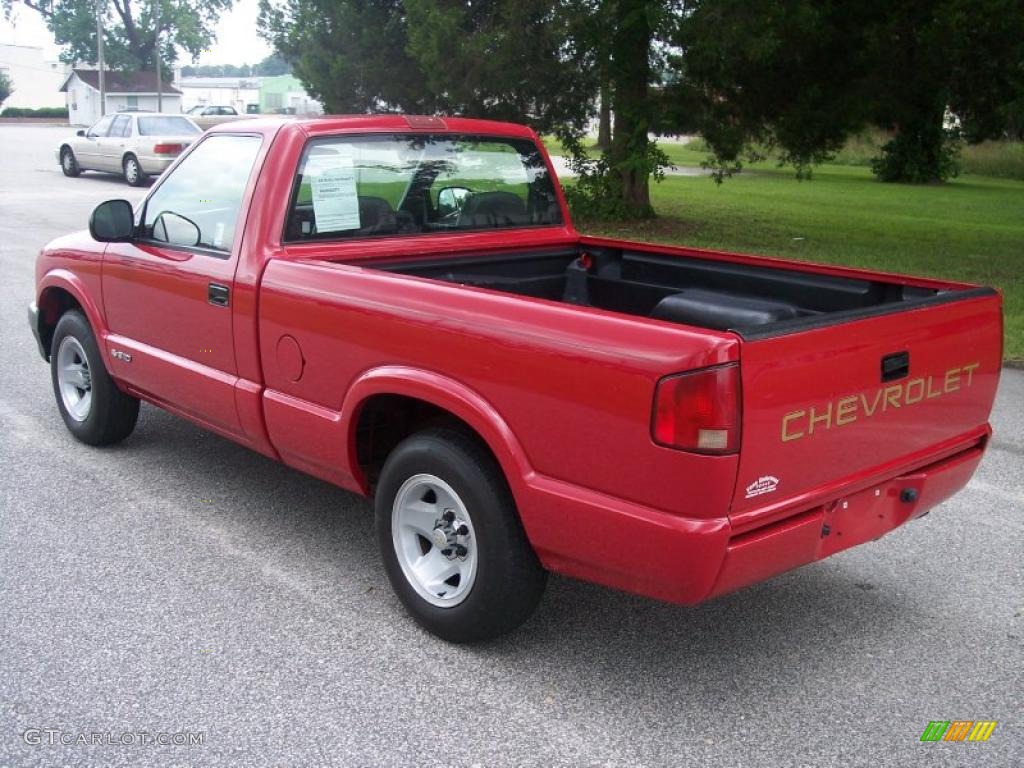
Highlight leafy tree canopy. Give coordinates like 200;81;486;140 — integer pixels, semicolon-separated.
681;0;1024;182
7;0;234;72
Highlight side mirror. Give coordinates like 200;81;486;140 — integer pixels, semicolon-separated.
89;199;136;242
76;129;85;137
152;211;201;247
437;186;471;215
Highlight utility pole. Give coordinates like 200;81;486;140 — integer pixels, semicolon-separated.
96;0;106;116
154;0;162;111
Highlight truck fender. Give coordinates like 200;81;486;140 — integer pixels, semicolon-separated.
339;366;535;498
36;269;109;351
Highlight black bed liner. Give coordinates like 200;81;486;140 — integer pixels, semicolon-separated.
371;245;992;339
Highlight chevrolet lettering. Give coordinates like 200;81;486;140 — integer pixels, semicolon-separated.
781;363;981;443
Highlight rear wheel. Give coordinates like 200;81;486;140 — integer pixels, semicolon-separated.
60;147;80;177
122;154;147;186
375;428;547;642
50;310;139;445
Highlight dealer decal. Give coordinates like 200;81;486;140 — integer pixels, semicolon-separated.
745;475;779;499
781;362;980;443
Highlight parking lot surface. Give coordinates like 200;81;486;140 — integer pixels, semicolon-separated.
0;125;1020;767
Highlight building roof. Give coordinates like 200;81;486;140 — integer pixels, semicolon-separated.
60;68;182;95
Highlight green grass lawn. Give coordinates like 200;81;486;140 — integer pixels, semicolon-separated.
545;139;1024;362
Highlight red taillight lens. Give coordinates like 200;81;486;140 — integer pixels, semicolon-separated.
652;364;741;453
153;143;184;155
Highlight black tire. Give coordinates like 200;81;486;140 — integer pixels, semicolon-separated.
50;310;139;446
375;428;547;642
123;154;147;187
60;147;81;177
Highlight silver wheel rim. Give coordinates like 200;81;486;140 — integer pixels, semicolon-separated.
392;474;478;608
62;151;74;172
57;336;92;422
125;159;138;183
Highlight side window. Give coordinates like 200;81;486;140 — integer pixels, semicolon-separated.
87;115;115;138
142;135;262;253
110;115;130;138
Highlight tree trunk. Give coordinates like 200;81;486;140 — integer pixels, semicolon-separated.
608;0;653;217
596;82;611;151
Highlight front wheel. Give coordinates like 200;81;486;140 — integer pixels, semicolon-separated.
375;428;547;642
122;154;147;187
50;310;139;445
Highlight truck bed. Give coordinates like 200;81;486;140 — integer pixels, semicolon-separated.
372;244;989;338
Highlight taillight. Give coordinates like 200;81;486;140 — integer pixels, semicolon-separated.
153;143;184;155
652;364;741;454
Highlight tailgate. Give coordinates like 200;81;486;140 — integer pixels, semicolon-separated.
731;290;1002;524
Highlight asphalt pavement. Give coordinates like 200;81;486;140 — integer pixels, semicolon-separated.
0;125;1020;767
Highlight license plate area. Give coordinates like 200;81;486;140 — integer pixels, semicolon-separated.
819;481;919;558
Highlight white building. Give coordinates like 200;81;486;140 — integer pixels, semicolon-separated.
178;77;261;115
60;69;183;126
0;43;69;109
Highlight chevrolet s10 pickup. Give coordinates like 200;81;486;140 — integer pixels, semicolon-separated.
29;116;1003;641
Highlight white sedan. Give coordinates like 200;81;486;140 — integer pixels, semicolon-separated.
57;112;202;186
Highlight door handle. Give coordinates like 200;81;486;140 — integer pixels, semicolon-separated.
208;283;230;307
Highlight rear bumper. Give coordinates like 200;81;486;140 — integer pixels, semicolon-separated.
136;155;176;174
28;301;48;361
522;428;988;605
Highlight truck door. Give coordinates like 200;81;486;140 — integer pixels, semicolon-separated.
102;133;264;438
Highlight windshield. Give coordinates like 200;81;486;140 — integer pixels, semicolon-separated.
138;116;201;136
285;133;562;241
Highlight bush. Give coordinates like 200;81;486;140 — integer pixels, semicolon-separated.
871;128;961;183
0;106;70;119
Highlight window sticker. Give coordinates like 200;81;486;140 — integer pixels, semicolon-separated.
308;153;360;232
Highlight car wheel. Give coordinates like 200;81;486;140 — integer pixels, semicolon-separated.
60;147;81;177
122;154;147;187
50;310;140;445
375;428;547;642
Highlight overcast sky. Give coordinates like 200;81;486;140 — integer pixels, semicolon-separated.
0;0;273;66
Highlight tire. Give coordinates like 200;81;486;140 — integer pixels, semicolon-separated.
375;428;547;642
60;147;81;177
50;310;139;446
122;154;147;187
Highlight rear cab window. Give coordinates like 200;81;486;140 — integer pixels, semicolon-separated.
285;133;562;241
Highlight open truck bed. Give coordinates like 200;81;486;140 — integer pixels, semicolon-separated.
373;240;994;339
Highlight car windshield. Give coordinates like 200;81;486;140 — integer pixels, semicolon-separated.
137;116;201;136
285;133;563;241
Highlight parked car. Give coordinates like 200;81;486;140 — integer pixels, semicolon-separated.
186;104;256;130
30;116;1002;642
57;112;201;186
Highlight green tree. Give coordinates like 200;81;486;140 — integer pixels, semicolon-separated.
258;0;436;113
0;70;12;103
253;52;290;76
680;0;1024;183
8;0;235;72
403;0;595;134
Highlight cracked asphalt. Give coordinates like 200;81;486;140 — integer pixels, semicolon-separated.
0;125;1021;767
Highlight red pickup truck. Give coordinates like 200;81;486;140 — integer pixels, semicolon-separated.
30;116;1002;641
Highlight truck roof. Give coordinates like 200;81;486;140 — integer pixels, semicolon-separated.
206;114;539;140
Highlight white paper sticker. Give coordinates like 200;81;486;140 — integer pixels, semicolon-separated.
213;221;225;248
309;156;360;232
